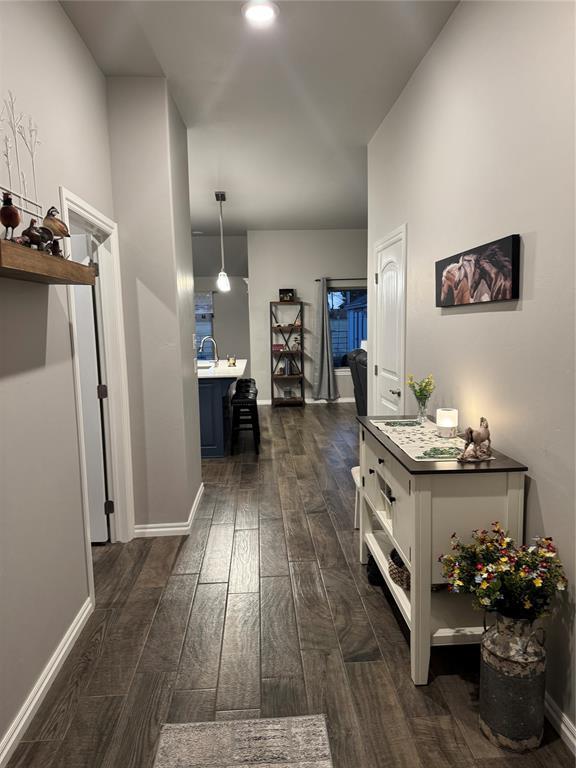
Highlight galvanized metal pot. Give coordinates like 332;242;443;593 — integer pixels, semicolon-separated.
479;614;546;752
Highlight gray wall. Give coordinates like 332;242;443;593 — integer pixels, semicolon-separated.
0;0;114;745
195;277;251;375
107;77;202;527
368;0;575;727
168;97;203;506
247;230;367;401
193;235;248;277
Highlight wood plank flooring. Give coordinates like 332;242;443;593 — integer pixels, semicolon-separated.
11;404;572;768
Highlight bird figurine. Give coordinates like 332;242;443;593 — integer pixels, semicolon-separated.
21;218;53;251
43;206;70;256
1;191;21;240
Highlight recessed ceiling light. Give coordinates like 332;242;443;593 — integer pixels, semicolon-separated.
242;0;279;28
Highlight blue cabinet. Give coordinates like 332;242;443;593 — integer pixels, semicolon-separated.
199;378;235;458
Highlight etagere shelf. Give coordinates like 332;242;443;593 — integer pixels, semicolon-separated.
270;301;304;407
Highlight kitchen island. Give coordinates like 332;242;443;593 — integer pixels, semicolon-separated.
198;359;247;457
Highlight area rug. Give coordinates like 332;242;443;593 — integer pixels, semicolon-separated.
153;715;333;768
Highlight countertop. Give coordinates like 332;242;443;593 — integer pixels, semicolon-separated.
197;359;247;380
358;415;528;476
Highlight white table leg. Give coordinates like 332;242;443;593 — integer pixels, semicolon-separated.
411;477;432;685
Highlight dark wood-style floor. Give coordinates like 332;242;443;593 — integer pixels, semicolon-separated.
10;404;573;768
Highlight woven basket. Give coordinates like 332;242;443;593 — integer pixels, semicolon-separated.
388;548;410;591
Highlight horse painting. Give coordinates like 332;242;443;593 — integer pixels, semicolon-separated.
435;235;520;307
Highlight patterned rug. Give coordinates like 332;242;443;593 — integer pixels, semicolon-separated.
153;715;333;768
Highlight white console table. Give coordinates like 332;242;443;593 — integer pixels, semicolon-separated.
357;416;527;685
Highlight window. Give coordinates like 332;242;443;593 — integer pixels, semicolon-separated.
195;291;214;359
327;287;367;368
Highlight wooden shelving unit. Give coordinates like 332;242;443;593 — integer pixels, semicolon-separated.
0;239;97;285
270;301;304;407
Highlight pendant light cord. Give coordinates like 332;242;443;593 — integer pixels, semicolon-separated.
219;199;225;272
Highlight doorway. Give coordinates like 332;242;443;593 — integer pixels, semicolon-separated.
60;188;135;592
370;224;407;416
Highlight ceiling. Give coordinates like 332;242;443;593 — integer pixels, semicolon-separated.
63;1;457;233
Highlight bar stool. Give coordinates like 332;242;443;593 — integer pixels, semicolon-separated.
231;380;260;454
351;465;361;528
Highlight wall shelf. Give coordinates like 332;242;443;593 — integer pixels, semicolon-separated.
0;239;97;286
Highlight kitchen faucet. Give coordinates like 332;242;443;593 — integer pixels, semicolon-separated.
199;336;220;363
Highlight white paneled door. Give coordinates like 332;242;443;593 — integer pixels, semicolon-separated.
373;225;407;416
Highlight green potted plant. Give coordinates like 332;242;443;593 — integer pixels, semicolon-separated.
407;373;435;423
439;523;568;752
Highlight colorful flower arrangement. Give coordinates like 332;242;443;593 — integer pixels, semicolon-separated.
407;374;435;405
439;522;567;622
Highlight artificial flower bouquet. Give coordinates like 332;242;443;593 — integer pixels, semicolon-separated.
407;374;435;405
439;522;567;622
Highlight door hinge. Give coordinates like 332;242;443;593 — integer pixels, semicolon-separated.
89;259;99;277
361;430;365;442
97;384;108;400
104;500;115;516
374;364;378;376
374;272;378;285
361;476;365;488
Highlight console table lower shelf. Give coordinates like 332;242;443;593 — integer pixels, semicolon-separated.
357;415;528;685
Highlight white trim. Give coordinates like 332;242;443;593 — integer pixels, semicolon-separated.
59;188;135;550
0;598;93;768
134;482;204;538
545;692;576;756
258;398;355;406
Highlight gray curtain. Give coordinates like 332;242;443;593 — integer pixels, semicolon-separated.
312;277;339;401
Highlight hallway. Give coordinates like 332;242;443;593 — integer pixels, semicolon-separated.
10;405;572;768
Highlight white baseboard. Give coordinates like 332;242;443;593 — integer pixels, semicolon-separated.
257;398;355;406
546;692;576;755
0;597;93;768
133;482;204;538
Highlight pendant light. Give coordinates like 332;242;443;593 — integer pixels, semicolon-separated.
215;191;231;292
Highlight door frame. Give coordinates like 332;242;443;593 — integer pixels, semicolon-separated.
368;223;407;415
60;188;135;587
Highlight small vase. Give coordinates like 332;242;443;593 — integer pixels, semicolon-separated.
416;400;428;424
479;613;546;752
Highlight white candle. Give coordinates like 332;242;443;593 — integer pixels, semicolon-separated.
436;408;458;438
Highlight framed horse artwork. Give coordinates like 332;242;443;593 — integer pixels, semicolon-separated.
435;234;520;307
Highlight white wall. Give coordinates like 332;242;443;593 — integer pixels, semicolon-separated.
107;77;202;527
196;277;251;374
368;0;575;733
247;230;367;402
0;0;113;752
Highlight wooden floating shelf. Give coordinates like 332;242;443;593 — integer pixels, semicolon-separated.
271;349;303;355
272;374;303;380
0;239;97;286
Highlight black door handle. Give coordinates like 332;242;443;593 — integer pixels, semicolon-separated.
389;389;401;397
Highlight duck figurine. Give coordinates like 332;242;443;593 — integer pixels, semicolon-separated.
43;206;70;256
1;191;21;240
22;218;53;251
